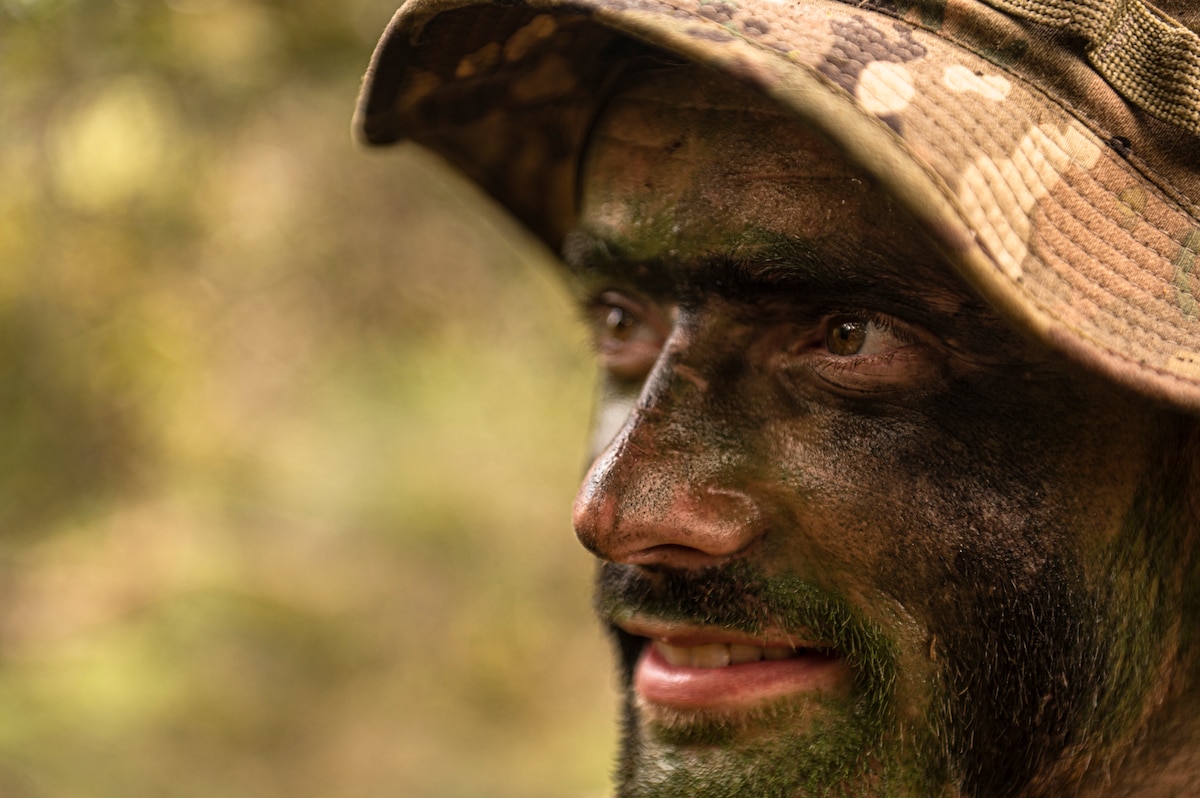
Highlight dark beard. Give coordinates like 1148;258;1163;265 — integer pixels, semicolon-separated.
596;554;1115;798
927;474;1190;798
596;562;932;797
926;550;1106;798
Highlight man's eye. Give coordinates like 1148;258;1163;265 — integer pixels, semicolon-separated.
782;312;938;394
604;306;639;341
587;291;668;381
823;315;900;357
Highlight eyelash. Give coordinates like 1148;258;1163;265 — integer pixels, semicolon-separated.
583;295;907;344
804;311;930;392
580;288;929;393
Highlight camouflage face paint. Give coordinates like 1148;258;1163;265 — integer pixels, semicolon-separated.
598;563;946;797
569;66;1198;797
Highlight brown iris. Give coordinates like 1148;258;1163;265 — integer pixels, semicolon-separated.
826;319;868;356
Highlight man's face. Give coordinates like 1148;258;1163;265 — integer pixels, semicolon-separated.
565;67;1193;797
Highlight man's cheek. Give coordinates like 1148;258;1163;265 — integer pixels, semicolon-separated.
751;400;1041;634
751;411;934;581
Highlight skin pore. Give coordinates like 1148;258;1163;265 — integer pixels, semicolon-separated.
565;65;1200;797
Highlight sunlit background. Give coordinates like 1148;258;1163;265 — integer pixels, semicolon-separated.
0;2;615;795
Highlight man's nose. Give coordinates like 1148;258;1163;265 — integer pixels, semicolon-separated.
572;360;763;570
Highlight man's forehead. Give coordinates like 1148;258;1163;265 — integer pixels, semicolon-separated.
573;67;962;295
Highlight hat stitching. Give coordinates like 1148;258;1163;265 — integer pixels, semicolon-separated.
1024;186;1199;358
1027;155;1193;315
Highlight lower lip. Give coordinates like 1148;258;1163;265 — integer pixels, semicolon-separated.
634;642;851;710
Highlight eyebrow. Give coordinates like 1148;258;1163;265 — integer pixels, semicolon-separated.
560;229;925;305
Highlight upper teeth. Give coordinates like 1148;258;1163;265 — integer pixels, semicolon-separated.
653;640;800;668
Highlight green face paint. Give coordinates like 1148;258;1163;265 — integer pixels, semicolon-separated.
570;64;1200;798
599;563;946;798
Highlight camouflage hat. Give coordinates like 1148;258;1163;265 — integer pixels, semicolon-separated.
355;0;1200;412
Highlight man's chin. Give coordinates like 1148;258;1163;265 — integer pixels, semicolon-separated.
636;689;851;748
616;688;941;798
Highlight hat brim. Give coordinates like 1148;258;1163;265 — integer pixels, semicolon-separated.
355;0;1200;412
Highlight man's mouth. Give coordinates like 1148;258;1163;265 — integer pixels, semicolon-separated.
619;619;852;712
652;639;817;667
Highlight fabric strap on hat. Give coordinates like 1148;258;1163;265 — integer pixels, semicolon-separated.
986;0;1200;135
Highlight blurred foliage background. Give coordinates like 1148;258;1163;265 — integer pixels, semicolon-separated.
0;1;614;796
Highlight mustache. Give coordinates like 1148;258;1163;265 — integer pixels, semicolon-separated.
595;561;896;685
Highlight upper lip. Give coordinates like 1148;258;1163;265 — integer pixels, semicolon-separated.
615;615;835;652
